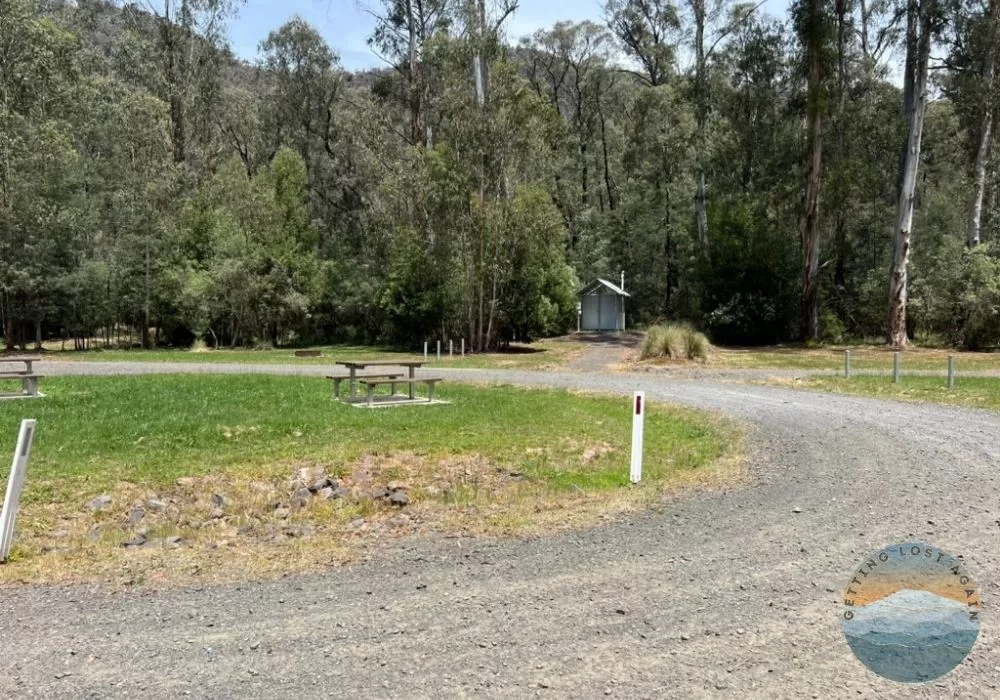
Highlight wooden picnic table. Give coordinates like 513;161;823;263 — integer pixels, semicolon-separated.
0;356;43;397
335;360;425;400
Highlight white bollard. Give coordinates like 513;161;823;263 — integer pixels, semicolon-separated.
630;392;645;484
449;340;453;359
948;355;955;390
893;351;900;384
461;338;465;357
436;340;441;361
844;350;851;379
423;341;428;361
0;420;37;562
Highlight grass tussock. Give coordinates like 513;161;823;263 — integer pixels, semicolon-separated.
640;324;711;362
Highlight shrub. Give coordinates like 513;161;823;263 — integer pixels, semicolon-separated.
640;324;710;361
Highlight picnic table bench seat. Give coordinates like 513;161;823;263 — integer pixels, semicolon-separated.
325;372;404;400
0;372;44;397
358;376;443;406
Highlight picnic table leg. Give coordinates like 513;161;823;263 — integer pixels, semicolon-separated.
390;381;397;397
23;377;37;397
367;383;374;407
349;367;358;401
408;366;415;400
333;378;342;401
428;381;436;403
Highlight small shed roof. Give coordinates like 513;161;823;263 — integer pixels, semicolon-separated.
579;278;630;297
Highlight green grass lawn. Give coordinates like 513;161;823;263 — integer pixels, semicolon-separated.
0;375;736;585
32;338;588;371
0;375;732;503
709;345;1000;371
795;376;1000;411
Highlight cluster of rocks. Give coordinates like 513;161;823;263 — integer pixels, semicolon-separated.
284;466;410;513
80;465;412;548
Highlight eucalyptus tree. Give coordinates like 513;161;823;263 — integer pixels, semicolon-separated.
888;0;946;347
793;0;834;341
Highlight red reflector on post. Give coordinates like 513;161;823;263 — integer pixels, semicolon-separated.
635;395;642;415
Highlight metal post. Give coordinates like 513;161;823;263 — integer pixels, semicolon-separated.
630;392;645;484
461;338;465;357
423;341;428;361
844;350;851;379
893;351;900;384
436;340;441;361
0;420;37;562
449;340;453;359
948;355;955;390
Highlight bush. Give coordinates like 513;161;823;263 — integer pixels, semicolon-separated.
640;324;710;361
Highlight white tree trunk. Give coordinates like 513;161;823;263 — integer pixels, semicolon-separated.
888;4;932;348
967;0;999;248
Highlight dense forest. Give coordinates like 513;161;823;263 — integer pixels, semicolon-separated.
1;0;999;351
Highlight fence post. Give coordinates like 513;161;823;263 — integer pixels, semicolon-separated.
630;392;645;484
423;341;428;361
844;350;851;379
893;351;900;384
449;340;453;359
0;420;37;562
436;340;441;361
948;354;955;390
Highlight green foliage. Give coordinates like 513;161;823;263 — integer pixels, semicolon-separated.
1;2;998;353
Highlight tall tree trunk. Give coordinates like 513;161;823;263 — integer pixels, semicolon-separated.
889;1;933;347
967;0;999;248
799;0;825;342
693;1;709;247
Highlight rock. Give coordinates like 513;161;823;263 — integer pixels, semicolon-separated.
165;536;182;548
290;488;312;509
210;507;225;519
386;480;408;491
792;507;802;514
274;507;291;520
122;532;147;548
87;495;112;512
370;487;390;500
146;499;168;512
176;477;197;487
293;466;325;486
237;524;254;536
317;487;335;500
211;494;231;508
283;526;305;538
309;477;333;493
388;490;409;507
86;524;106;542
128;506;146;525
331;486;351;499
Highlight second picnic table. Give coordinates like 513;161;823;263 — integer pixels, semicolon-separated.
336;359;426;401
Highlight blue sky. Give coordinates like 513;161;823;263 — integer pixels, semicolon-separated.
228;0;792;71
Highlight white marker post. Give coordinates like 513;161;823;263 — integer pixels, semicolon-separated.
630;392;645;484
423;341;428;361
0;420;37;562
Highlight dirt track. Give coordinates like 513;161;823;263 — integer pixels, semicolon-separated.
1;356;999;698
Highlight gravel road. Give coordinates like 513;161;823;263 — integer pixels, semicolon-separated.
1;359;999;698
